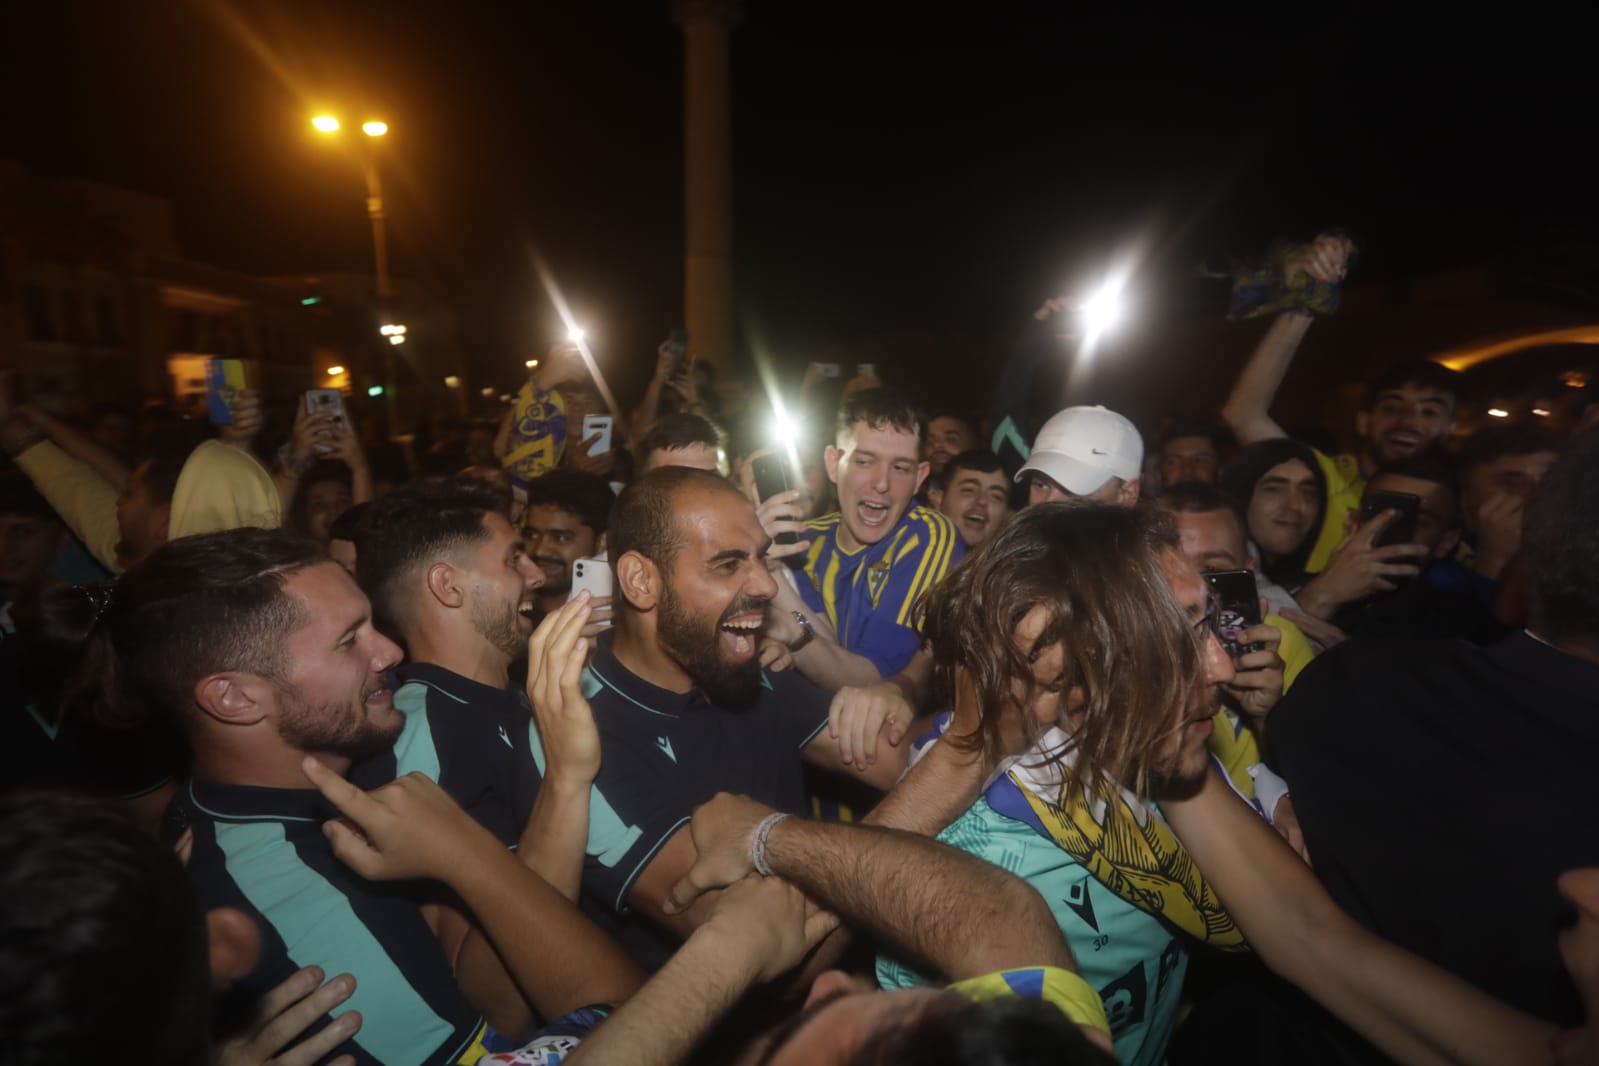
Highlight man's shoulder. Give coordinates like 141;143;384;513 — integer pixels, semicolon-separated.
804;512;845;535
898;504;959;543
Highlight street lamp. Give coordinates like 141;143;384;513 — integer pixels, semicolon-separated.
312;114;399;434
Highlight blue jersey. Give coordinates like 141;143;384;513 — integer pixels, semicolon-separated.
797;504;962;676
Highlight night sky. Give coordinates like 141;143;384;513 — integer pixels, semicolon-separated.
4;2;1592;413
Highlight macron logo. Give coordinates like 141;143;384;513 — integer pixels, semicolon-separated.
656;736;677;764
498;725;512;750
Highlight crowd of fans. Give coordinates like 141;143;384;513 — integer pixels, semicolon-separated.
3;233;1599;1066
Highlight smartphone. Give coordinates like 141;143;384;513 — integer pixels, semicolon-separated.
582;414;614;457
816;363;842;379
1202;569;1263;659
207;359;246;425
666;329;688;377
305;388;346;424
1360;490;1421;547
751;451;799;546
568;556;614;604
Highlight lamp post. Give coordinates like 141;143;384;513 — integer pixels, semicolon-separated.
311;115;401;436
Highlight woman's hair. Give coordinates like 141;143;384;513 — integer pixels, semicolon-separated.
921;502;1201;796
1219;438;1328;588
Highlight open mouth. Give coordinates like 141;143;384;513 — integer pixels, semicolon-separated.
717;604;768;661
363;684;392;708
517;597;538;622
961;508;989;530
855;500;893;530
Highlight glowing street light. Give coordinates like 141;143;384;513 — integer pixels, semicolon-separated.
326;365;346;377
1487;408;1509;419
525;358;539;369
380;323;407;347
1532;407;1551;417
310;113;399;432
444;375;461;389
567;327;586;343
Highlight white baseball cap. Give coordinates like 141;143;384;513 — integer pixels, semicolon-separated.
1015;406;1144;496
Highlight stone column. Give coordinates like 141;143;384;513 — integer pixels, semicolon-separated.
674;0;741;368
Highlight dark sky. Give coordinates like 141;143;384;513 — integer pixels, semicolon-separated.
4;2;1592;408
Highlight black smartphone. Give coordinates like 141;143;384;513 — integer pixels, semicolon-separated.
1203;568;1263;658
751;451;799;545
1360;490;1421;547
666;329;688;376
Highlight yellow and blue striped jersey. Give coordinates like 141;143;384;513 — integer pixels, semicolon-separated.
798;504;963;676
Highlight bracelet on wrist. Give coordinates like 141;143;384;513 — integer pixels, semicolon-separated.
786;611;816;653
749;812;791;877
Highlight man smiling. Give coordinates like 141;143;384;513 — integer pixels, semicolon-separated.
580;467;918;967
928;448;1010;551
797;388;962;679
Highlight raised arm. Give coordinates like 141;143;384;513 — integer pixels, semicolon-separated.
666;792;1075;982
1161;767;1555;1066
1220;234;1354;445
13;403;132;492
304;758;645;1025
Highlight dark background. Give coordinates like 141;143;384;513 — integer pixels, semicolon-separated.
4;1;1593;416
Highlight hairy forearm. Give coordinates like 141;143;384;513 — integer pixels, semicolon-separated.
1221;312;1312;443
448;837;645;1020
566;922;758;1066
863;736;988;837
517;776;591;902
1162;770;1554;1066
765;818;1070;980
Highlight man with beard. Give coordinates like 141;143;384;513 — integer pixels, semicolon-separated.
523;469;614;626
583;466;919;968
74;528;635;1063
355;480;612;905
1222;233;1465;573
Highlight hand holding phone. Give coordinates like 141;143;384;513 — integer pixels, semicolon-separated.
208;359;247;425
1203;569;1264;659
751;450;801;546
568;556;614;604
1359;490;1422;548
582;414;614;457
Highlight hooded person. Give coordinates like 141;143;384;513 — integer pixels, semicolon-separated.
167;441;282;539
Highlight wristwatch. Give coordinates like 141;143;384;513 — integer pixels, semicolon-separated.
786;611;815;653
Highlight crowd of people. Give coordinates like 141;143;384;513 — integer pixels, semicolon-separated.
3;233;1599;1066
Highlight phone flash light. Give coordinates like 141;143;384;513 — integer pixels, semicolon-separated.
567;328;586;343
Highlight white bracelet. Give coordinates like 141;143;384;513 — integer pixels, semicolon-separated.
750;813;791;877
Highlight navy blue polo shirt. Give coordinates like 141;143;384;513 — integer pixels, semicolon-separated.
176;778;490;1066
351;662;544;848
578;630;830;966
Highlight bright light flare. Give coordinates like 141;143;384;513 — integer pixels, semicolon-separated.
567;327;586;343
444;375;461;389
1487;408;1509;419
1532;407;1551;417
1079;274;1128;349
311;115;340;133
481;387;495;397
362;121;388;137
525;359;539;369
326;365;345;376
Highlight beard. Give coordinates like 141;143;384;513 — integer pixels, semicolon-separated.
656;584;768;710
471;588;528;661
1149;688;1221;799
276;684;402;763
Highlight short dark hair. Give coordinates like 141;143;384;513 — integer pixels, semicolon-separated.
837;387;926;447
1365;360;1464;410
943;448;1006;482
525;470;615;536
928;410;978;433
610;467;740;576
1525;435;1599;646
846;993;1117;1066
356;479;508;634
1457;422;1560;477
0;793;211;1066
1152;481;1249;533
1157;415;1231;453
53;528;323;735
639;413;726;465
1369;446;1460;499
